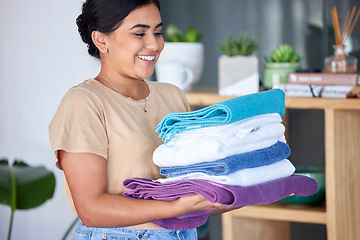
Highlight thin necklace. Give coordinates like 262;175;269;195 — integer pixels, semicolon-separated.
99;72;147;113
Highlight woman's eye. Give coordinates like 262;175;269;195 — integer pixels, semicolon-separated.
133;31;162;37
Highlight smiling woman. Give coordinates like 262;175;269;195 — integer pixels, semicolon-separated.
48;0;234;239
91;3;165;89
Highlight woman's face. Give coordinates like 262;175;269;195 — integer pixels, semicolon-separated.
103;3;164;80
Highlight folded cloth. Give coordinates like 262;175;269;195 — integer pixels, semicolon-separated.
156;159;295;186
123;175;318;230
154;122;286;167
164;113;283;146
156;89;286;143
159;141;291;177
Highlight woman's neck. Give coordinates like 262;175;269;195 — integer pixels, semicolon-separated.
96;70;149;101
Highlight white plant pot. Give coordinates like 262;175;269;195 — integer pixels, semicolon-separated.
155;42;204;92
218;55;259;96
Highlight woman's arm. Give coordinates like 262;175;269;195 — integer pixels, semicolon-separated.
59;150;221;228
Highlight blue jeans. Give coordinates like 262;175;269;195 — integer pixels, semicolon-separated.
73;220;198;240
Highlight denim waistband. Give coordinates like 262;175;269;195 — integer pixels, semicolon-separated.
74;220;198;240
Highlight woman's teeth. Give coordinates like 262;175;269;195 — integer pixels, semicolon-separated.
137;55;155;61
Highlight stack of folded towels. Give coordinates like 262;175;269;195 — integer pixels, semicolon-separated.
123;89;318;230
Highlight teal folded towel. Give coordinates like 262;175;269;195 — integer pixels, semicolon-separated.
156;89;285;142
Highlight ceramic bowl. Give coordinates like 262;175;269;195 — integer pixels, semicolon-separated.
279;167;325;205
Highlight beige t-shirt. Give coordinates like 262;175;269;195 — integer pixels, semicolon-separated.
49;78;190;213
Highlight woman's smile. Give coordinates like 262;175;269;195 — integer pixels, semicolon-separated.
137;54;156;62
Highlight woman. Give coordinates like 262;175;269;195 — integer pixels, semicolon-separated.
49;0;231;239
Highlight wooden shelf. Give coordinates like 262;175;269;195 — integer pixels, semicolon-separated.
186;87;360;110
186;89;360;240
226;203;326;225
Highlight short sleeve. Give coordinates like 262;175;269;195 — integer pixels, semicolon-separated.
49;87;108;169
180;89;191;112
171;83;191;112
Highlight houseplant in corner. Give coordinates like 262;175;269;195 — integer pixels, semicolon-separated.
218;33;259;96
155;24;204;92
263;44;302;89
0;159;56;240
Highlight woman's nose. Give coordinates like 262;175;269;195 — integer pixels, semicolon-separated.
145;34;163;51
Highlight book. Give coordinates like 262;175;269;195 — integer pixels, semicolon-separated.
288;72;360;86
278;83;355;98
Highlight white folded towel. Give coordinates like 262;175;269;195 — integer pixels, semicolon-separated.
153;119;286;167
155;159;295;187
165;113;282;146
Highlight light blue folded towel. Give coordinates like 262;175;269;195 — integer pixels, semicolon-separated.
156;89;285;142
159;141;291;177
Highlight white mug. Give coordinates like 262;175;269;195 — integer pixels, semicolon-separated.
155;62;194;91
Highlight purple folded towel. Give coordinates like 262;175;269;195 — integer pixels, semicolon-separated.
123;175;318;230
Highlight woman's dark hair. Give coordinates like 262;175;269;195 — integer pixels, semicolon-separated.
76;0;160;59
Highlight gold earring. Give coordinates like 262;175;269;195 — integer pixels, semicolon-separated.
101;47;107;52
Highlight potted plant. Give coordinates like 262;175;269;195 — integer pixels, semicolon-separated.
263;44;302;89
218;33;259;96
0;159;56;240
155;24;204;92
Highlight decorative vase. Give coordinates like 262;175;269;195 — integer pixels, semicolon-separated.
218;55;259;96
263;62;301;89
323;45;358;73
155;42;204;92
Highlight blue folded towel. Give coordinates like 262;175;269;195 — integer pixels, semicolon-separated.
156;89;285;142
159;141;291;177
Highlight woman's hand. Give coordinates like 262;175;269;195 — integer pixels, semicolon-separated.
173;194;238;216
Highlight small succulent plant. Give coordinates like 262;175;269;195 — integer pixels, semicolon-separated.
165;24;202;43
219;33;259;56
265;44;301;63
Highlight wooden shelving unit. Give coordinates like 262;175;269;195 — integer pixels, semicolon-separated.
229;203;327;224
186;88;360;240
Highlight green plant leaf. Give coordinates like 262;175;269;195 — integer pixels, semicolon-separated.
218;33;258;56
0;159;14;211
0;159;56;211
264;56;272;62
165;24;184;42
185;26;202;42
165;24;202;43
265;44;301;63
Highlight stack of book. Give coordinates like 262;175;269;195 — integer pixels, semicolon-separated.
278;72;360;98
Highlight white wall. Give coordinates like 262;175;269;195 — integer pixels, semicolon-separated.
0;0;99;239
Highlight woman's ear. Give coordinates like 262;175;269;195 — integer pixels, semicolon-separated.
91;31;108;53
